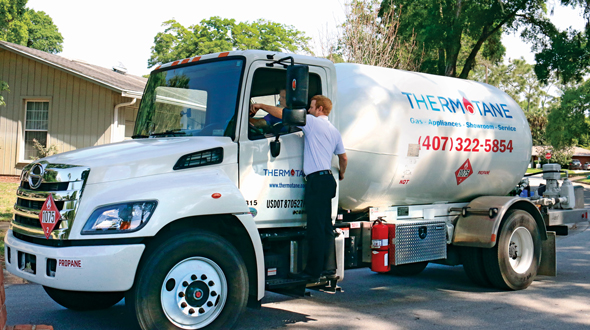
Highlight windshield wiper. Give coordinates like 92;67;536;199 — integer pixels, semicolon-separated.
149;130;186;137
132;134;149;139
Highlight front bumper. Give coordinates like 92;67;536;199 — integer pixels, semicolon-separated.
5;230;145;292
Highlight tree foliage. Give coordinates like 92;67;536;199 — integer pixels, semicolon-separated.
0;1;63;53
25;9;63;53
0;81;8;106
472;58;555;146
546;79;590;149
148;17;311;68
0;0;63;107
381;0;590;81
532;0;590;83
330;0;423;70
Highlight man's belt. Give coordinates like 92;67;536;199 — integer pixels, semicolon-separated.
305;170;332;180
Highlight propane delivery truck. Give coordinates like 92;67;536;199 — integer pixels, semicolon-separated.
6;50;590;330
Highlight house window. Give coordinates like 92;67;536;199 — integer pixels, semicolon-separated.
24;101;49;160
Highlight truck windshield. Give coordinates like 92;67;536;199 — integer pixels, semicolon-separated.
133;58;244;138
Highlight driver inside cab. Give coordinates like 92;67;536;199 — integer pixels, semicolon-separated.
249;89;286;130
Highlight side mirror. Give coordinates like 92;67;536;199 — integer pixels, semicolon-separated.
286;65;309;109
282;108;306;126
270;137;281;158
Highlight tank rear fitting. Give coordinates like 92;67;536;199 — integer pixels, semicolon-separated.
538;163;574;209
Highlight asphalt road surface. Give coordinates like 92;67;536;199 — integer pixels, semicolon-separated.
6;187;590;329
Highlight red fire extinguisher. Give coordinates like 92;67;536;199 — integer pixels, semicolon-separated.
371;217;390;273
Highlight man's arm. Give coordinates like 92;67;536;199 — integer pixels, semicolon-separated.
251;103;283;119
338;153;348;181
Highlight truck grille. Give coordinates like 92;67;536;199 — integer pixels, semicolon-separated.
13;162;90;240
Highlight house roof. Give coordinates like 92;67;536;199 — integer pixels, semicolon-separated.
573;147;590;156
0;40;147;95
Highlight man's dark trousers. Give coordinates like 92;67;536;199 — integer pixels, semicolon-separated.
304;173;337;278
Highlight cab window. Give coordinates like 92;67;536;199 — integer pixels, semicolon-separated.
248;68;322;140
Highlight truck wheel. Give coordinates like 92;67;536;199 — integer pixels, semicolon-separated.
461;247;492;287
129;231;248;330
43;287;124;311
483;209;541;290
388;262;428;276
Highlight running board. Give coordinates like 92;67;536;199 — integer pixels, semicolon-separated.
265;278;308;297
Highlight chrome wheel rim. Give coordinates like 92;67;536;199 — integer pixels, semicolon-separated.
161;257;228;329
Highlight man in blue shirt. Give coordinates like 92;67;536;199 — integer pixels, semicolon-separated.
251;95;348;281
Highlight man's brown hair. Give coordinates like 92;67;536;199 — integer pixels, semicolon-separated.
311;95;333;115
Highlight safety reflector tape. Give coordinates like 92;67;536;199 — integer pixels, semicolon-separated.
218;52;229;57
491;234;496;242
191;56;201;62
180;58;189;64
171;60;179;66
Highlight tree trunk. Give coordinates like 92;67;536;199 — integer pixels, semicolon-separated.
444;0;464;77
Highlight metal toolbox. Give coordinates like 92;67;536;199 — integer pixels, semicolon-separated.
391;220;447;265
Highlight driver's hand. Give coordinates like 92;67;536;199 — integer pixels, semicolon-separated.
250;103;263;117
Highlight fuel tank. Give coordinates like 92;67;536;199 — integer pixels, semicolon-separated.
335;63;532;211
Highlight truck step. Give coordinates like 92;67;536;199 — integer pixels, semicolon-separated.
265;278;308;289
266;278;308;297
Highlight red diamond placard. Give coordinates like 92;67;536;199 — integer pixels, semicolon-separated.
39;194;61;239
455;159;473;185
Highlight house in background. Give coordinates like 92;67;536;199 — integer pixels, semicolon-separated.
0;40;147;176
531;146;590;167
571;147;590;165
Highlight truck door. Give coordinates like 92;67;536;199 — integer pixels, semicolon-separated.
238;61;328;228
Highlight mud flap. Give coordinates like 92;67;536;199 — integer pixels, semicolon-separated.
538;231;556;276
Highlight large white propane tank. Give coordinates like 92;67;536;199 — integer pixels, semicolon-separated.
335;63;532;211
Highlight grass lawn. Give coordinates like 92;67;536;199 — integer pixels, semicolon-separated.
0;182;18;222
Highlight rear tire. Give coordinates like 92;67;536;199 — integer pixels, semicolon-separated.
483;209;541;290
461;247;493;287
388;262;428;276
128;230;248;329
43;287;124;311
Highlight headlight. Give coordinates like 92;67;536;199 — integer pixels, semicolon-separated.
82;201;157;234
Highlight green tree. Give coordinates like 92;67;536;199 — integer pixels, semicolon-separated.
25;9;63;53
546;79;590;149
0;81;8;106
148;17;311;68
532;0;590;83
0;1;63;53
0;0;27;44
330;0;423;70
0;1;63;107
526;109;549;146
381;0;588;80
472;58;554;146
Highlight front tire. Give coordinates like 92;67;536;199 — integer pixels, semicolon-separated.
129;230;248;329
43;287;124;311
483;209;541;290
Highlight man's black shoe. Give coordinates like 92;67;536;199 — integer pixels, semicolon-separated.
321;270;339;280
289;272;320;283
